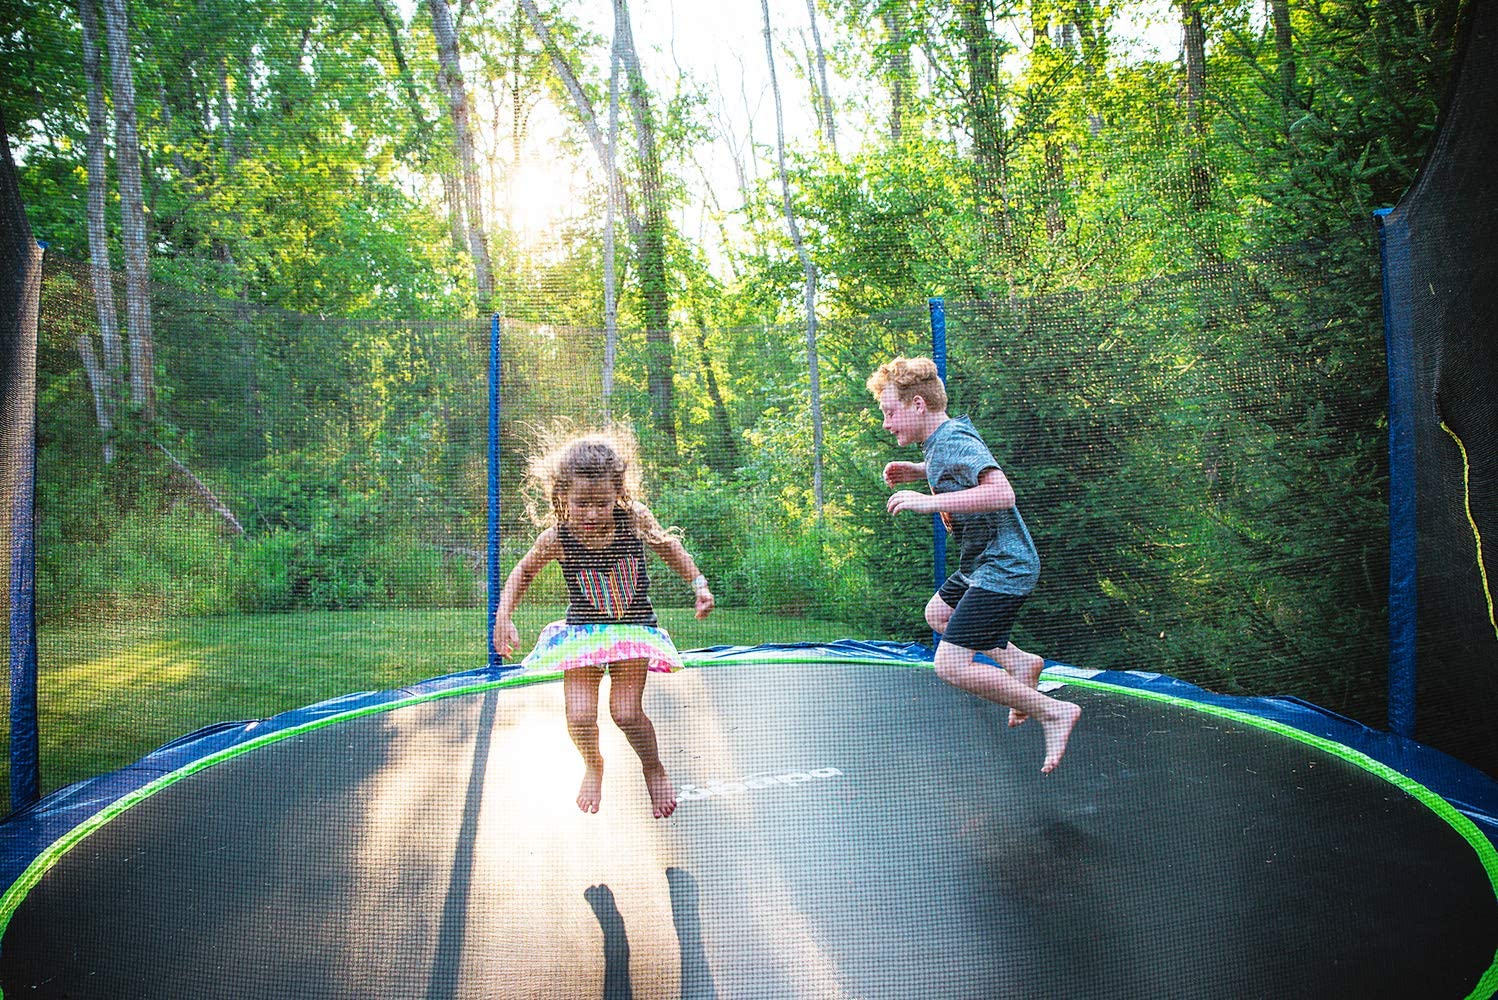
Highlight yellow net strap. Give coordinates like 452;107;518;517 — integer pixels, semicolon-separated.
1441;420;1498;641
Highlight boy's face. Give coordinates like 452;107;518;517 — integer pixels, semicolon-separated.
878;385;925;447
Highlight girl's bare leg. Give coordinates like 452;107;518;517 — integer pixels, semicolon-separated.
563;666;607;813
608;658;676;818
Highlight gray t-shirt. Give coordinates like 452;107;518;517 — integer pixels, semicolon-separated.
922;416;1040;595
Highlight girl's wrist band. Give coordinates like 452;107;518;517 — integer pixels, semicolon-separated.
691;575;708;592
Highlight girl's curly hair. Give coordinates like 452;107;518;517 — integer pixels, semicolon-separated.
521;423;674;542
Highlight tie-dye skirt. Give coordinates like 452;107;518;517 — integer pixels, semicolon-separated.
521;621;685;674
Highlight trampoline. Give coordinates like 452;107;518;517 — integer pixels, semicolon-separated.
1;643;1495;999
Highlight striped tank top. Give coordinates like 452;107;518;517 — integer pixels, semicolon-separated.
558;506;656;625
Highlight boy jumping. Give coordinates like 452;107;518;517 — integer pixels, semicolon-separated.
868;356;1081;773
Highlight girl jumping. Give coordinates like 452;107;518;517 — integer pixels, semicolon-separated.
492;428;714;819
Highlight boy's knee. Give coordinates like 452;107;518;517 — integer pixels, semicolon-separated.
924;596;952;632
932;644;974;684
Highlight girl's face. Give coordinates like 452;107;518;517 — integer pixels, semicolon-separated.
563;478;621;539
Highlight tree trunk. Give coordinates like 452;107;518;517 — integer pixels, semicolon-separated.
1033;9;1067;241
519;0;641;235
1178;0;1212;211
375;0;440;159
507;4;524;230
158;443;245;536
956;0;1010;262
520;0;674;451
881;8;912;143
693;323;739;473
1271;0;1295;118
613;0;676;459
1072;0;1106;137
438;171;464;253
761;0;824;517
429;0;496;310
805;0;837;153
603;33;622;418
77;0;120;462
100;0;155;420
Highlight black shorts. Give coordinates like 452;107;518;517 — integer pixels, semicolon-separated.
937;575;1028;653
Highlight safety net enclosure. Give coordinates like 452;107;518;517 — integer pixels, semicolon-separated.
3;0;1497;996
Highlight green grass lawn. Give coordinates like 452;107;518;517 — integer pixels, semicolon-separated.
4;606;869;798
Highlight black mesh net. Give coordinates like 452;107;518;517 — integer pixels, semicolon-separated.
1379;0;1498;777
12;229;1393;787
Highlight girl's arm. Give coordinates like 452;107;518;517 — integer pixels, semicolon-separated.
492;529;561;657
634;504;715;619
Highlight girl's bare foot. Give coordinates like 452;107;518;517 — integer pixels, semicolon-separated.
1007;654;1046;727
644;764;677;819
1039;701;1082;774
577;763;604;814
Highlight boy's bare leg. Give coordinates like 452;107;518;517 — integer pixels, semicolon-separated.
608;659;677;818
564;666;607;813
990;643;1046;727
934;643;1081;773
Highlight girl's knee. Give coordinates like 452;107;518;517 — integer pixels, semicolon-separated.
566;708;599;734
565;696;600;731
610;701;646;731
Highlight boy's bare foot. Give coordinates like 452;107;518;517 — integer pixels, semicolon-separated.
577;764;604;814
1039;701;1082;774
644;764;677;819
1007;654;1046;727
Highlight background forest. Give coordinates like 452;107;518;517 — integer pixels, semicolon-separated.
0;0;1470;738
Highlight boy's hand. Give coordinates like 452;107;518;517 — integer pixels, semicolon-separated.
493;618;521;658
883;461;925;488
694;586;715;619
887;490;935;515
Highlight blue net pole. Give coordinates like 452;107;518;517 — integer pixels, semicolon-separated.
1376;208;1418;738
7;434;37;810
486;313;502;668
929;297;947;648
3;119;42;808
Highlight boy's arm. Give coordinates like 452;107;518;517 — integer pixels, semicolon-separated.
636;504;715;619
492;529;560;656
887;467;1014;516
882;460;927;488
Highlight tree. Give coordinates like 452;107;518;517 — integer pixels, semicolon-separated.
881;5;914;143
805;0;838;153
603;27;623;417
430;0;496;310
100;0;154;420
77;0;121;464
761;0;824;516
955;0;1013;265
518;0;677;456
1177;0;1212;211
613;0;675;459
1270;0;1294;117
